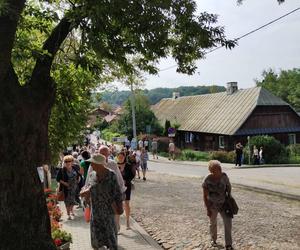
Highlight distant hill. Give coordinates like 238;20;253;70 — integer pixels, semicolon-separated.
97;85;226;106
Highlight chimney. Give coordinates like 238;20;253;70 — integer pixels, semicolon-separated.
226;82;238;95
172;92;180;99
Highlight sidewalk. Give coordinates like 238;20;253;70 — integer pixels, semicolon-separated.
60;203;161;250
149;155;300;201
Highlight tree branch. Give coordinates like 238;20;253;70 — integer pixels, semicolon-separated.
0;0;26;83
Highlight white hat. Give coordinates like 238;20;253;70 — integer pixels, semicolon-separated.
86;154;107;165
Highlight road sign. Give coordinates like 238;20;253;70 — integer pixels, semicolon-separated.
168;127;176;137
112;137;127;143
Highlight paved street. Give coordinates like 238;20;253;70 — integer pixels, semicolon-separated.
148;158;300;199
131;171;300;250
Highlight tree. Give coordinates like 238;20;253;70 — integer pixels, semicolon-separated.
0;0;235;248
256;68;300;111
116;94;163;137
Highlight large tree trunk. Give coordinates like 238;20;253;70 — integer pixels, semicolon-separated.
0;66;56;249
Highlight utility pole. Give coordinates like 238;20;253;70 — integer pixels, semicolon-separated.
130;82;137;140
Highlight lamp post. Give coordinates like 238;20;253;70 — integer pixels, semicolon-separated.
130;82;137;140
247;136;250;165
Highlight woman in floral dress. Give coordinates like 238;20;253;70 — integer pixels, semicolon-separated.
86;154;123;250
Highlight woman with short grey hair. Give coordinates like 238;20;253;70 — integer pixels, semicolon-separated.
202;160;234;250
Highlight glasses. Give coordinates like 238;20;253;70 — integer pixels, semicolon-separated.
64;160;72;163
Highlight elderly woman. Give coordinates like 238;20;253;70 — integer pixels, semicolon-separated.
86;154;123;250
56;155;80;220
202;160;234;250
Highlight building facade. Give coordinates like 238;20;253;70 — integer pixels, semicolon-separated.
152;83;300;151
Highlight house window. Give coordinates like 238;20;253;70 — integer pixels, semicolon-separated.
185;132;193;143
219;136;225;148
288;134;296;145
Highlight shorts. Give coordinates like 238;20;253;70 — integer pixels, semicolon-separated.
152;149;157;154
141;162;147;170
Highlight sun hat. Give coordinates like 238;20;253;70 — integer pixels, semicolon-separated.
86;154;107;166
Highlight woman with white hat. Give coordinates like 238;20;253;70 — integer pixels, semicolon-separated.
85;154;123;250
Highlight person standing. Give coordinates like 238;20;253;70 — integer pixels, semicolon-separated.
259;147;264;164
253;145;259;165
168;140;175;160
144;138;149;151
202;160;234;250
151;138;158;159
86;154;123;250
235;142;243;167
80;150;91;182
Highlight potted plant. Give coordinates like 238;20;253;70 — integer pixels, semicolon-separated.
52;229;72;250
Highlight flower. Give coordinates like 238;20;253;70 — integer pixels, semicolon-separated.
54;239;62;246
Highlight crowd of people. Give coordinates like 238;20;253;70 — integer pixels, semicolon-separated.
35;136;242;250
53;139;153;250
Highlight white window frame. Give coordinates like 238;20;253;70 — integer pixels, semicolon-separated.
219;136;225;149
288;133;296;145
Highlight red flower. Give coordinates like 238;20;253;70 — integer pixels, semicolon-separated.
54;239;62;246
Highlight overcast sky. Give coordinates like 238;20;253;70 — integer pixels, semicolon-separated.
139;0;300;90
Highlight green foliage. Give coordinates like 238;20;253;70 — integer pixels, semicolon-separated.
179;150;210;161
51;229;72;243
209;151;235;163
256;69;300;111
49;63;98;160
247;135;289;164
98;85;226;105
101;129;124;142
115;94;163;138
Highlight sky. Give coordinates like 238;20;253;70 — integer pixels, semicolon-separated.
138;0;300;91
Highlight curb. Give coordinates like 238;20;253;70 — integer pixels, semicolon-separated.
130;217;162;249
232;183;300;201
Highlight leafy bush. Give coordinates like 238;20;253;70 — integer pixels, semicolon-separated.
209;151;235;163
179;150;210;161
101;129;125;142
287;144;300;156
247;135;289;164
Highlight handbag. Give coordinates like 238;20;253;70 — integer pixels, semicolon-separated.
223;195;239;218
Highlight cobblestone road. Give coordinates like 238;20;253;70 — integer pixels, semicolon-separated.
131;172;300;250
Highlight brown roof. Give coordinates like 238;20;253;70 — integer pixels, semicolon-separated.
152;87;290;135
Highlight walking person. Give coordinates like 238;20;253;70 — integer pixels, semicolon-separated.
202;160;234;250
140;148;149;181
56;155;81;220
85;154;123;250
99;146;126;232
151;138;158;159
117;151;136;229
235;142;243;167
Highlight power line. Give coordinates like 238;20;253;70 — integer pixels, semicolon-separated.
159;7;300;72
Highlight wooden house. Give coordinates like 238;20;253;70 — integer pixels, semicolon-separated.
152;82;300;151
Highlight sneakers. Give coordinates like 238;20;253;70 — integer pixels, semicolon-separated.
226;245;234;250
143;177;146;181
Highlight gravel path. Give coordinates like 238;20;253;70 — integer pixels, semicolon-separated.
131;171;300;250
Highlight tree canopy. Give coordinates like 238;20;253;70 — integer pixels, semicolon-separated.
113;93;163;138
256;68;300;111
0;0;236;248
